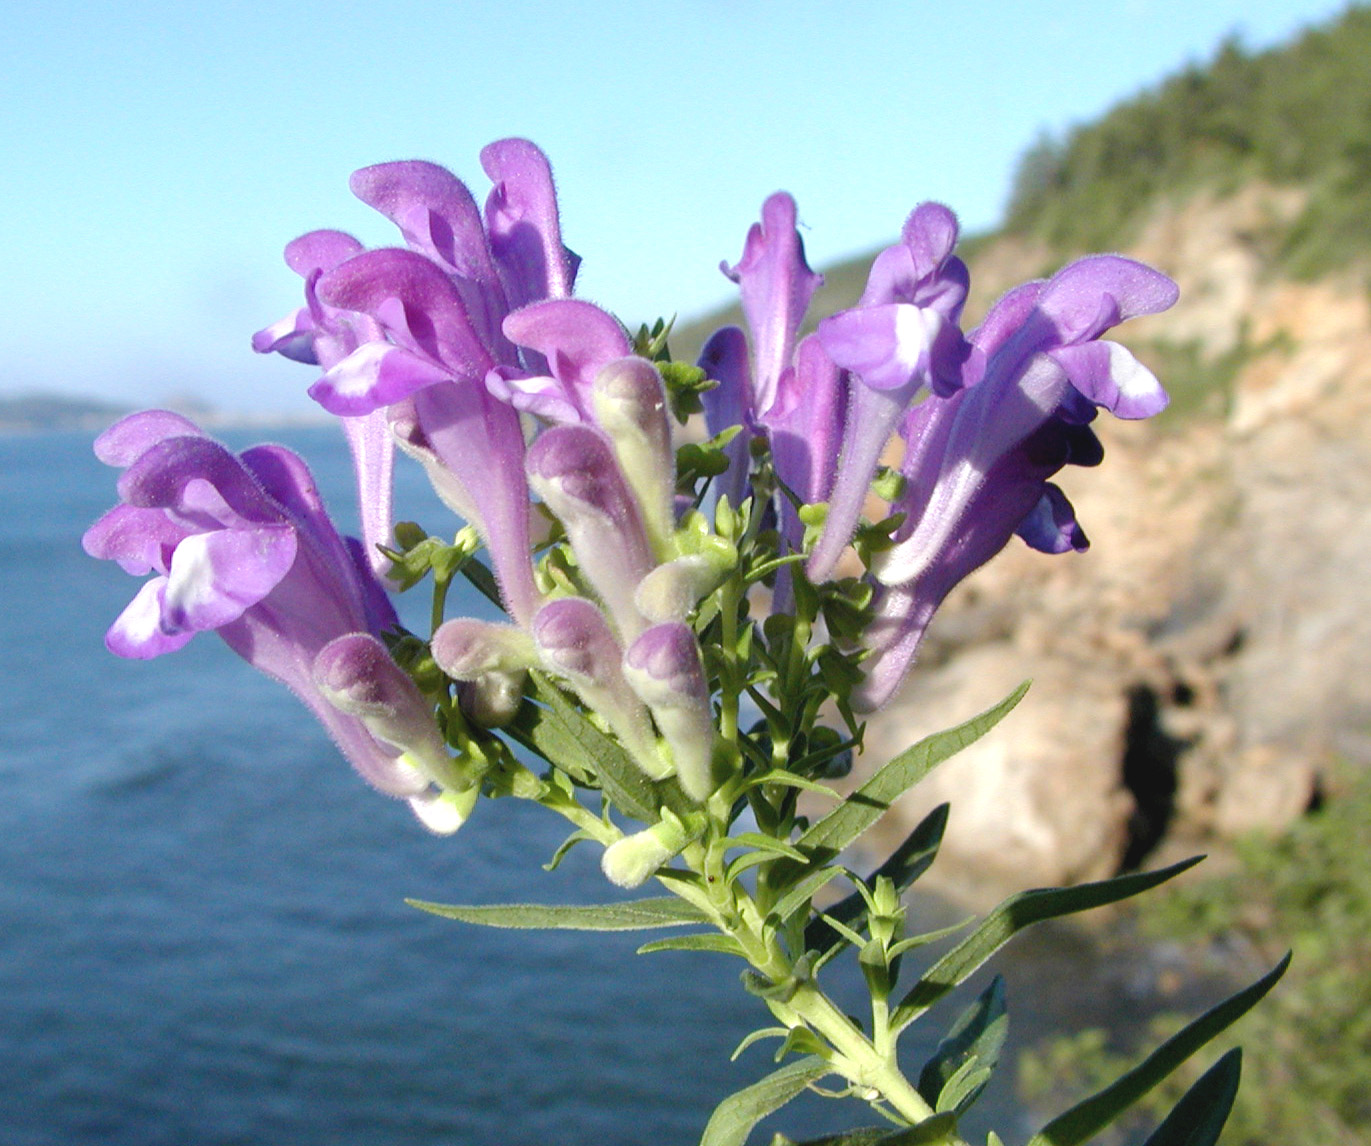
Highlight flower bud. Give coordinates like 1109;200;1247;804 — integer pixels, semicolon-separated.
407;785;480;835
532;598;671;780
622;623;716;801
600;811;692;889
313;633;470;791
591;357;675;557
634;545;735;624
526;424;654;640
431;618;536;678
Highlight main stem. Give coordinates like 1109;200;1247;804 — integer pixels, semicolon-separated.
688;840;943;1131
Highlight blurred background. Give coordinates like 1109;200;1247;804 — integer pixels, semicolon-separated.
3;1;1369;1143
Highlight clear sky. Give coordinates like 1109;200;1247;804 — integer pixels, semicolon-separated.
3;0;1353;413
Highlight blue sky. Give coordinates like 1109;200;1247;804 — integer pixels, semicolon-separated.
3;0;1353;413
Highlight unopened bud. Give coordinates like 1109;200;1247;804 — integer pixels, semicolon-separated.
601;812;692;889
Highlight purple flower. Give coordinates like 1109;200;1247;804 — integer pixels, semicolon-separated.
312;247;540;626
807;203;975;581
254;142;581;626
82;412;443;806
701;193;825;513
720;192;824;420
252;230;397;580
852;255;1177;710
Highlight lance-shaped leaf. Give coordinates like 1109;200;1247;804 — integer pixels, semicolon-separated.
795;682;1028;864
1027;960;1286;1146
1140;1048;1242;1146
636;933;745;956
892;857;1203;1032
916;975;1007;1117
516;670;659;821
406;896;710;930
700;1056;834;1146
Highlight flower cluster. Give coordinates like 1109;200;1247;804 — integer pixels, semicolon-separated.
86;139;1176;842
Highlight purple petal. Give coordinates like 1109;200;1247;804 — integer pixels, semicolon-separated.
481;138;578;308
94;410;206;468
1017;483;1088;554
484;364;585;424
502;300;631;418
251;307;319;362
1048;340;1168;419
350;161;499;287
901;202;960;279
768;334;847;563
410;382;540;627
119;436;279;525
818;304;944;392
697;325;756;512
309;341;454;416
315;248;495;383
1037;255;1180;343
337;414;399;582
284;230;366;278
161;525;298;632
83;503;189;575
721;192;823;417
105;577;196;659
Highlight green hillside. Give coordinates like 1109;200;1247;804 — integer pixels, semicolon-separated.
1005;4;1371;277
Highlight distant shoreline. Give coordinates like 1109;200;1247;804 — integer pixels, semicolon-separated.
0;393;329;434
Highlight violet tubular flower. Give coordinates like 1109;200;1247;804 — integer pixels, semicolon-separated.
254;141;583;627
82;411;451;814
852;255;1178;711
807;202;975;582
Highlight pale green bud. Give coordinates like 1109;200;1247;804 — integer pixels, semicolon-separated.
406;784;480;835
591;357;675;559
600;811;692;889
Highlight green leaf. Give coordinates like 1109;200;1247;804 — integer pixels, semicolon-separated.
700;1056;833;1146
1141;1049;1242;1146
917;975;1008;1117
407;896;710;931
1027;957;1288;1146
804;804;949;959
893;857;1203;1031
637;932;746;956
780;1115;961;1146
769;866;845;925
727;832;809;862
456;553;504;610
523;671;661;821
731;1027;791;1061
769;1132;893;1146
796;684;1028;862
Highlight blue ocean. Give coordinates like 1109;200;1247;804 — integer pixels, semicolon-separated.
0;426;1041;1146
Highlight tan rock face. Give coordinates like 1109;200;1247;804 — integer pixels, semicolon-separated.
856;186;1369;903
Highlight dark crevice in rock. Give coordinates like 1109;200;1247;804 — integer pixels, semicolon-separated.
1119;685;1188;870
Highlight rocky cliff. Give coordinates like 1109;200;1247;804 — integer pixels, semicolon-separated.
859;184;1371;902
